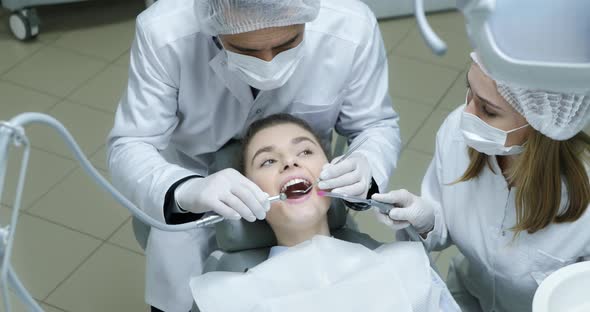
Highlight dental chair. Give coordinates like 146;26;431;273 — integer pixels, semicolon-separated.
202;198;380;274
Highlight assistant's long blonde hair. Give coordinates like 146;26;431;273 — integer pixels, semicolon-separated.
455;130;590;234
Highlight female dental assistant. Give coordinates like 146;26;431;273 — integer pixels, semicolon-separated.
107;0;400;311
373;53;590;312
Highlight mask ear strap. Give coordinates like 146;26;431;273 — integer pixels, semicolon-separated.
507;123;529;134
465;88;471;106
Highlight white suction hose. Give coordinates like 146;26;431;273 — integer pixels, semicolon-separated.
0;113;225;311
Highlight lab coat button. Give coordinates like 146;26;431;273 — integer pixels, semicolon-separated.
256;109;262;114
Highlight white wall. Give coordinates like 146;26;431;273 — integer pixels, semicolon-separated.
361;0;456;19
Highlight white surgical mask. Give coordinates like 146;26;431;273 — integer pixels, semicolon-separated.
460;90;529;156
224;38;305;91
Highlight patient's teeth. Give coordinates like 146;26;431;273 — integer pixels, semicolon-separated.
280;178;311;193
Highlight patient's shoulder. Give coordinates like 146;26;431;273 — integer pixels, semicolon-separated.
375;242;431;271
332;228;382;250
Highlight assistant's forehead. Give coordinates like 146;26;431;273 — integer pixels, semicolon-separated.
468;64;502;101
468;63;521;114
468;63;495;86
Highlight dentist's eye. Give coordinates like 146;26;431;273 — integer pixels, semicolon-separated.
260;159;276;168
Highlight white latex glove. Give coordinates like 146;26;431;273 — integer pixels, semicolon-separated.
175;169;270;222
371;189;435;234
318;152;372;197
372;207;411;231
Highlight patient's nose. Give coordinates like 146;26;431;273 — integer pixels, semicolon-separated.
282;159;300;171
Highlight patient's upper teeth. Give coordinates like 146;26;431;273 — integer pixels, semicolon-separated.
281;178;310;192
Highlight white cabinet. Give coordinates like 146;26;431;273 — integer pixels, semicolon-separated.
361;0;456;19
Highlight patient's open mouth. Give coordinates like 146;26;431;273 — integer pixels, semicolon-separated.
281;178;312;199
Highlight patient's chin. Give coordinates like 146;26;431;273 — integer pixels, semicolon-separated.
288;204;330;223
285;197;328;213
284;212;326;229
266;194;331;228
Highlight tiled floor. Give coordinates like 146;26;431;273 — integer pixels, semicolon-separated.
0;2;468;310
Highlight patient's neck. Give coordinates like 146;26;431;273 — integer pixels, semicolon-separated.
272;218;330;247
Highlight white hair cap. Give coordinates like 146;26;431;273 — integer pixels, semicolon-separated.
470;52;590;141
196;0;320;35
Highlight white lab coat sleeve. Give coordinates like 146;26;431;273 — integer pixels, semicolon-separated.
334;15;401;192
107;20;195;223
418;123;453;252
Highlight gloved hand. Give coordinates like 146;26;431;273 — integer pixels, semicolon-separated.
318;152;372;197
371;189;435;234
175;169;270;222
372;207;412;231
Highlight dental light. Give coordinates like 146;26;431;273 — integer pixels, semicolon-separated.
414;0;590;94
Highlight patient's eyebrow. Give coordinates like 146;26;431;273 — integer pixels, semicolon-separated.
250;137;317;166
292;136;317;145
251;145;275;166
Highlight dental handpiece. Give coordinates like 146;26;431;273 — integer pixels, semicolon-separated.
196;193;287;227
268;192;287;203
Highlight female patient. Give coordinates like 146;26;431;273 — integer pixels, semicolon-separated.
190;114;459;312
241;114;332;250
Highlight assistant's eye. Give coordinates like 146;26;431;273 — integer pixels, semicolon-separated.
482;104;497;117
473;95;496;118
260;159;276;168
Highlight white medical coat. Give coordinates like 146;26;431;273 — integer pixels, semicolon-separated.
419;105;590;312
107;0;401;310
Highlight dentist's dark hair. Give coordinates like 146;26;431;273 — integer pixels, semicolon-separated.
240;114;325;172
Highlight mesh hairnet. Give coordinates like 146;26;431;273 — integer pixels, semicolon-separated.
195;0;321;35
470;52;590;140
